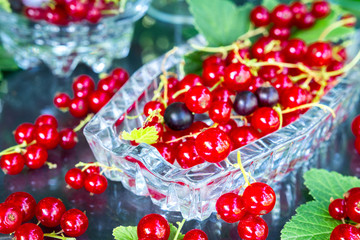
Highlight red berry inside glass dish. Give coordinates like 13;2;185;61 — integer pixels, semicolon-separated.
209;101;232;124
184;229;208;240
24;144;48;169
217;119;237;134
202;55;225;69
60;209;89;237
14;223;44;240
0;203;23;234
0;153;25;175
280;86;309;109
152;143;175;164
237;214;268;240
282;39;307;63
242;182;276;215
177;140;204;169
211;87;235;104
330;224;360;240
216;193;246;223
328;198;347;220
177;74;203;92
290;1;307;20
84;174;108;194
295;12;316;29
137;214;170;240
223;63;252;91
35;197;66;228
5;192;37;222
305;42;332;67
202;64;225;88
65;168;85;189
251;107;280;136
144;101;165;117
269;26;291;40
230;126;259;149
185;85;212;114
14;123;36;144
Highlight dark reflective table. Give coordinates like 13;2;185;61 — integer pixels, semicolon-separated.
0;15;360;240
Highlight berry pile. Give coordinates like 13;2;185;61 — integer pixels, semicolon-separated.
23;0;127;25
54;67;129;118
329;187;360;239
0;192;88;238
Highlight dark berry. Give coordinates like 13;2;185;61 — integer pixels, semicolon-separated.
164;102;194;131
255;85;279;107
233;91;258;116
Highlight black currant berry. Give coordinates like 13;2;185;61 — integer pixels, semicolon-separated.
164;102;194;131
233;91;258;116
255;85;279;107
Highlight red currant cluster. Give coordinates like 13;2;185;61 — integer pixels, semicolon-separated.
216;181;275;240
0;192;88;239
65;162;109;195
137;213;208;240
0;114;79;175
54;68;129;118
24;0;125;25
329;187;360;239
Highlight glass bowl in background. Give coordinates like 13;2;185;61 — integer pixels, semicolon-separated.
84;34;360;221
0;0;151;77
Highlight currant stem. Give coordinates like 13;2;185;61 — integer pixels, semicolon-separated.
237;151;251;187
160;75;169;108
273;104;283;130
43;232;76;240
327;49;360;77
0;140;36;157
209;77;224;92
173;219;186;240
165;132;200;144
171;88;188;99
76;162;123;173
73;114;94;132
282;103;336;118
318;17;356;41
152;80;164;101
45;162;57;169
237;27;267;41
126;113;143;120
161;47;178;77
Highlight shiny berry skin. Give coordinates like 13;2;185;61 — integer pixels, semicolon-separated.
217;119;237;134
112;67;129;83
247;77;265;93
14;223;44;240
35;114;58;128
256;85;279;107
209;102;232;124
271;4;293;27
202;64;225;88
295;12;316;29
230;126;258;149
65;168;85;189
14;123;36;144
164;102;194;131
344;187;360;201
35;125;60;149
306;42;332;67
250;6;270;27
280;86;308;109
195;128;232;163
59;128;78;150
177;140;204;169
251;107;280;136
346;192;360;223
233;91;258;116
185;86;212;114
226;48;250;65
86;6;102;23
167;77;179;90
60;209;89;237
251;37;271;60
269;26;291;40
84;174;108;194
24;144;48;169
144;101;165;117
202;55;225;68
243;182;276;215
69;97;89;118
44;7;68;26
152;143;175;164
88;90;111;113
98;76;124;95
330;224;360;240
137;214;170;240
178;74;203;92
24;7;44;21
237;215;268;240
351;115;360;136
282;39;307;63
328;199;347;220
73;75;95;93
65;0;87;20
223;63;252;91
54;92;71;109
184;229;208;240
270;74;293;94
5;192;36;222
0;153;25;175
216;193;246;223
83;162;100;176
35;197;66;228
311;1;330;19
211;87;235;104
0;203;23;234
290;1;307;20
258;66;278;81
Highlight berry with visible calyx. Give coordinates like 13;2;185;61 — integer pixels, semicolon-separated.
144;101;165;117
311;1;330;19
233;91;258;116
250;6;270;27
137;214;170;240
226;48;250;65
72;75;95;93
242;182;276;215
54;92;71;109
88;90;111;113
223;63;252;91
330;224;360;240
209;102;232;124
35;114;58;128
216;193;246;223
195;128;232;163
60;209;89;237
59;128;78;150
305;42;332;67
282;39;307;63
164;102;194;131
344;187;360;201
35;197;66;228
271;4;293;27
269;26;291;40
0;203;23;234
65;168;85;189
328;198;347;220
202;64;225;88
24;144;48;170
0;153;25;175
14;123;36;144
185;86;212;114
255;85;279;107
184;229;208;240
35;125;60;149
5;192;36;222
84;174;108;194
14;223;44;240
177;140;204;169
152;143;175;164
69;97;89;118
230;126;258;149
346;192;360;223
237;215;268;240
280;86;309;109
251;107;280;136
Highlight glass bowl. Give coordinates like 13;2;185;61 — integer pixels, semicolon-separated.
0;0;151;77
84;34;360;221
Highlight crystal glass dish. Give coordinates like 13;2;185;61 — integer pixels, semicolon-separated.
84;35;360;221
0;0;151;77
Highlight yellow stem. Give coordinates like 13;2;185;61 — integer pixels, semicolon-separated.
237;27;267;41
76;162;123;173
0;140;36;157
237;151;251;187
160;75;169;108
327;49;360;77
273;104;283;130
73;114;94;132
173;219;186;240
46;162;57;169
318;17;356;41
165;132;200;144
43;232;75;240
172;88;188;99
210;77;224;92
161;47;178;77
126;113;143;120
282;103;336;118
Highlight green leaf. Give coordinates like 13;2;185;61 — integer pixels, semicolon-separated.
262;0;279;11
113;226;137;240
0;46;18;71
122;126;159;145
281;201;339;240
304;169;360;203
0;0;11;12
330;0;360;16
183;50;210;75
187;0;253;47
169;223;185;240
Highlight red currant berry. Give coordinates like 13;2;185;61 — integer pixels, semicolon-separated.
246;76;265;93
65;168;85;189
60;209;89;237
111;67;129;84
69;97;89;118
24;7;45;21
295;12;316;29
137;214;170;240
211;87;235;104
250;6;270;27
177;74;203;92
352;116;360;137
65;0;88;20
344;187;360;201
88;90;111;113
152;143;175;164
54;92;71;109
252;107;280;135
311;0;330;19
35;125;60;149
280;86;309;109
167;77;179;90
202;55;225;68
306;42;332;67
0;203;23;234
202;64;225;88
177;140;204;169
269;26;291;40
271;4;293;27
223;63;252;91
346;192;360;223
209;102;232;124
73;75;95;93
187;121;209;136
86;6;102;23
144;101;165;117
0;153;25;175
242;182;276;215
230;126;258;149
35;114;58;128
14;123;36;144
290;1;307;20
184;229;208;240
59;128;78;150
282;39;307;63
328;199;347;220
35;197;66;228
251;37;271;60
98;76;124;95
270;74;293;94
24;144;48;169
195;128;232;163
84;174;108;194
226;48;250;65
216;193;246;223
330;224;360;240
14;223;44;240
5;192;36;222
217;119;237;134
44;7;68;26
237;215;268;240
83;162;100;176
185;86;212;114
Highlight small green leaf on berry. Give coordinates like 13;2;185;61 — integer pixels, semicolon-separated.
113;225;137;240
122;126;159;145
